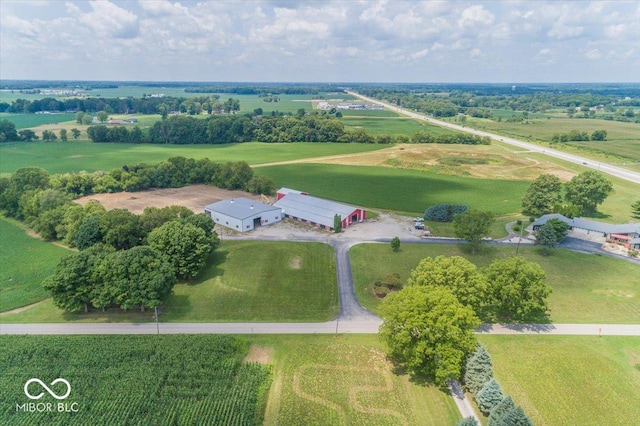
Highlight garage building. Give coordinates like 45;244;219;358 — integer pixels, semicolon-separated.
274;188;365;231
204;197;282;233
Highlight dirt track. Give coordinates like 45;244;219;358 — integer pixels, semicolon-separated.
74;184;262;214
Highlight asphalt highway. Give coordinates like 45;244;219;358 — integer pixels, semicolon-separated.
347;91;640;185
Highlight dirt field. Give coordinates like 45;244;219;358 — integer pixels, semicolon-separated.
74;184;263;214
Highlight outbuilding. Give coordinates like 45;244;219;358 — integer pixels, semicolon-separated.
274;189;365;231
204;197;282;233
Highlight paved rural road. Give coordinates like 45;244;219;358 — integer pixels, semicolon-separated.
347;91;640;185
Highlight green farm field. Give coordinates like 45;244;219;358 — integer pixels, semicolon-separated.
350;243;640;324
253;334;460;426
0;141;387;175
466;116;640;169
480;335;640;426
0;335;271;426
1;240;338;323
255;163;530;216
0;113;76;129
0;218;70;312
342;116;443;136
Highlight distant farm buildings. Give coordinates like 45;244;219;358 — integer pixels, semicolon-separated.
274;188;366;232
204;197;282;233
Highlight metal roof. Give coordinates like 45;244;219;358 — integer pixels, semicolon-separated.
277;187;305;196
204;197;281;220
274;193;360;228
533;214;640;235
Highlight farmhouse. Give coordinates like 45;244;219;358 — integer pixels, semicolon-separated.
274;188;365;231
532;214;640;249
204;197;282;233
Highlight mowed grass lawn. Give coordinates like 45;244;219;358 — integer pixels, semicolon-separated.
163;241;338;322
350;243;640;324
0;218;70;312
0;141;387;174
2;240;338;323
253;334;460;425
480;335;640;426
256;163;529;216
0;112;76;129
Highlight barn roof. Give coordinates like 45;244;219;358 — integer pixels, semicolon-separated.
274;193;360;228
204;197;280;220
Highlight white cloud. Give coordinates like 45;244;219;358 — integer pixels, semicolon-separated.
409;48;430;60
458;5;494;28
68;0;140;39
584;49;601;60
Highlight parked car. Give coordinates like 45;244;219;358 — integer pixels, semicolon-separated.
414;223;425;230
413;217;424;222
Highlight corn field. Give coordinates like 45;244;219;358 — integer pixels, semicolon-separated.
0;335;271;425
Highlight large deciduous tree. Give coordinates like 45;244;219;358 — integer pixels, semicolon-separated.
42;244;116;313
485;257;551;321
103;246;176;312
564;171;613;214
453;209;495;254
379;286;480;387
407;255;489;317
100;208;142;250
147;221;214;280
521;174;563;217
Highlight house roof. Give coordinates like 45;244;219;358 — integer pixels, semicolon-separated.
274;193;360;228
533;214;640;235
204;197;280;220
277;187;306;196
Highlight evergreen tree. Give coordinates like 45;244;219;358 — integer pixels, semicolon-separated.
488;395;515;425
476;378;504;414
494;406;533;426
632;200;640;220
463;343;493;394
333;214;342;233
455;417;479;426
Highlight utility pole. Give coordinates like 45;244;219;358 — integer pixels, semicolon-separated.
153;306;159;335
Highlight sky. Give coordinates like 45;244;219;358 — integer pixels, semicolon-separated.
1;0;639;83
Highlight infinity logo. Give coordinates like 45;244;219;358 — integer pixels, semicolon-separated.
24;378;71;400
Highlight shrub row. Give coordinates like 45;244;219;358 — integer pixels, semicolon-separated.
424;203;468;222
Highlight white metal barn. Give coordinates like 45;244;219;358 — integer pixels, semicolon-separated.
204;197;283;233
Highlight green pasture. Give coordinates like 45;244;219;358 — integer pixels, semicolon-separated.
0;113;76;129
253;334;460;425
163;241;338;322
341;116;442;136
2;240;338;323
255;163;530;216
0;218;70;312
480;335;640;426
0;141;387;175
350;243;640;324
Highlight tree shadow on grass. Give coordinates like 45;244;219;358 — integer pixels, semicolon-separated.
189;250;228;284
581;210;611;220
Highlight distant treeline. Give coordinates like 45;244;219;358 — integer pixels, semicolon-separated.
184;85;338;95
357;88;640;118
86;113;490;145
0;95;237;115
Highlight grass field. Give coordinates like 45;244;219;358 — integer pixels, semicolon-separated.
2;240;339;323
350;243;640;324
0;335;271;426
341;116;437;136
253;334;460;425
0;113;76;129
0;141;387;175
255;163;530;216
163;241;338;322
466;116;640;169
0;218;70;312
480;335;640;426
